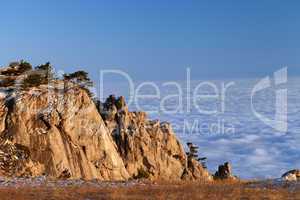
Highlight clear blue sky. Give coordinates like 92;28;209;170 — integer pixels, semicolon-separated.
0;0;299;80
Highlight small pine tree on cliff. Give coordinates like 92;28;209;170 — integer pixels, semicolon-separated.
63;70;94;97
21;62;54;89
18;60;32;74
35;62;54;81
1;60;32;76
21;72;45;89
186;142;207;169
63;70;93;86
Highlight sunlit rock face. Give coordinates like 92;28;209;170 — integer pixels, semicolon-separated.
282;170;300;181
0;84;129;180
0;63;211;181
98;95;212;181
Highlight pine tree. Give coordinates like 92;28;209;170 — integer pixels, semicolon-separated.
63;70;93;87
63;70;94;97
35;62;54;81
186;142;207;169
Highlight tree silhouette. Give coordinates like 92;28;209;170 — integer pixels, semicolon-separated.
35;62;54;81
186;142;207;169
0;60;32;76
63;70;93;87
63;70;94;97
18;60;32;73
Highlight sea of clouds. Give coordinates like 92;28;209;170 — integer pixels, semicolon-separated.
100;77;300;179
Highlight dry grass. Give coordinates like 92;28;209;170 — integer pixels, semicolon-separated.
0;180;299;200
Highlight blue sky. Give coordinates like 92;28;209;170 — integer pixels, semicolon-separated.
0;0;299;81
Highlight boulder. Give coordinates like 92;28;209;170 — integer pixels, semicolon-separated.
282;169;300;181
214;162;235;180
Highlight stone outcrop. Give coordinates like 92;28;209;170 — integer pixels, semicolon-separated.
0;84;129;180
282;169;300;181
214;162;236;180
98;95;211;180
0;63;212;181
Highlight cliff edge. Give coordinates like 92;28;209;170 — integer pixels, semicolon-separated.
0;62;211;181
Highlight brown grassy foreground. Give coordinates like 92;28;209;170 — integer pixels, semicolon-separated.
0;180;299;200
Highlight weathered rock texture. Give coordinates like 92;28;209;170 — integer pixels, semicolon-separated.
282;169;300;181
99;95;211;180
0;64;211;181
0;85;129;180
214;162;236;180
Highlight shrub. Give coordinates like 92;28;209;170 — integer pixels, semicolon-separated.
64;70;94;97
9;62;19;68
35;62;54;80
35;62;52;71
21;73;46;89
1;60;32;76
64;70;93;87
18;60;32;73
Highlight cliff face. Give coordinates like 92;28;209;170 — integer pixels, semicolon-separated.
98;95;211;180
100;96;184;180
0;85;129;180
0;71;211;181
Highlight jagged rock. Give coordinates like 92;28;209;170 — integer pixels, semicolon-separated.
182;159;212;181
99;95;212;181
0;63;212;181
214;162;236;180
282;169;300;181
0;83;129;180
0;86;212;181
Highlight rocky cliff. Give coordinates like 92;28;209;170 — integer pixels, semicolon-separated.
0;84;129;180
0;63;211;181
99;95;211;180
